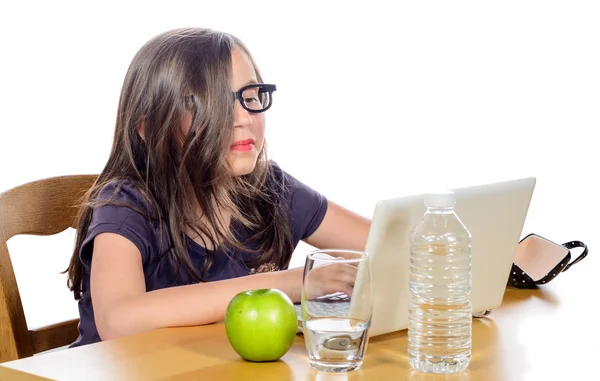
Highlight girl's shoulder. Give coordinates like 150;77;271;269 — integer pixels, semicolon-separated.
266;160;323;202
93;177;157;220
80;177;161;267
265;160;304;194
265;161;328;241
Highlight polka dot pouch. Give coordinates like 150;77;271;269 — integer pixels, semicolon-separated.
507;233;588;288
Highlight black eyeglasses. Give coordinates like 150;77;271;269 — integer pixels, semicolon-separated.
233;83;277;113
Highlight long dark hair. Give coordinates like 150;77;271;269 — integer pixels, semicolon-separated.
65;28;293;299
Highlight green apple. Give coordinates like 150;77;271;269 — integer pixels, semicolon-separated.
225;288;298;362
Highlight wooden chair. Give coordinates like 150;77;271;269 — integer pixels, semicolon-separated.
0;174;98;362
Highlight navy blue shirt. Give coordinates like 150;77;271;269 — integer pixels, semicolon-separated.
70;162;328;347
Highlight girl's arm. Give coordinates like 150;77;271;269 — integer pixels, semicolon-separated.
91;232;303;341
303;200;371;251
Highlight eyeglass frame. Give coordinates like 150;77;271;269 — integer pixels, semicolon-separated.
232;83;277;113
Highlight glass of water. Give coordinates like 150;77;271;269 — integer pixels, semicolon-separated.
301;249;372;372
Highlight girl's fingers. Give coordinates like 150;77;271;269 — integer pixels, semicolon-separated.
335;282;354;297
305;262;358;299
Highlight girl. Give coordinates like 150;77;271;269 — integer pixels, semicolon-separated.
65;27;370;347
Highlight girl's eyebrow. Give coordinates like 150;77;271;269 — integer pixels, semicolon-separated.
234;79;259;91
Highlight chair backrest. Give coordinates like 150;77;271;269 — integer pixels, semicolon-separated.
0;174;98;362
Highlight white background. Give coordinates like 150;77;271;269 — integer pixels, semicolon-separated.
1;0;598;339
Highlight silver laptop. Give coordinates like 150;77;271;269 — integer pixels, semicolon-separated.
296;177;536;337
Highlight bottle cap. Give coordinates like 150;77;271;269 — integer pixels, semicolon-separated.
424;190;456;208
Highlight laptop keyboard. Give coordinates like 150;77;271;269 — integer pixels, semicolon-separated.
295;292;351;324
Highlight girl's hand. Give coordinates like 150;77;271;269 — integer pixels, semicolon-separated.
304;262;357;300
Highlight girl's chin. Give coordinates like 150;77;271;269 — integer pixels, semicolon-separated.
229;156;259;177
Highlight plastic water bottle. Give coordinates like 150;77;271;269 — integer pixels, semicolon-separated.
408;190;472;374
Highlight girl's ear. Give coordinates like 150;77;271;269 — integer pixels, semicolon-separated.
136;119;146;141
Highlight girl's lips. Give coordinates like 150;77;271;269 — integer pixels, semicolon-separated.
231;139;255;152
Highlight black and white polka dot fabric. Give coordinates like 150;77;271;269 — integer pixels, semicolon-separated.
507;240;588;288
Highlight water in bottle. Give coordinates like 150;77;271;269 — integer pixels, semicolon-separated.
408;190;472;374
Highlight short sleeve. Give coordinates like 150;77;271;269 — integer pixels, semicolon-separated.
79;181;157;268
271;162;329;242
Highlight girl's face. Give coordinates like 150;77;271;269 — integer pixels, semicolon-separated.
228;48;266;177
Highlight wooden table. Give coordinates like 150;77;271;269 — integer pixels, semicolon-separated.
1;270;597;381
